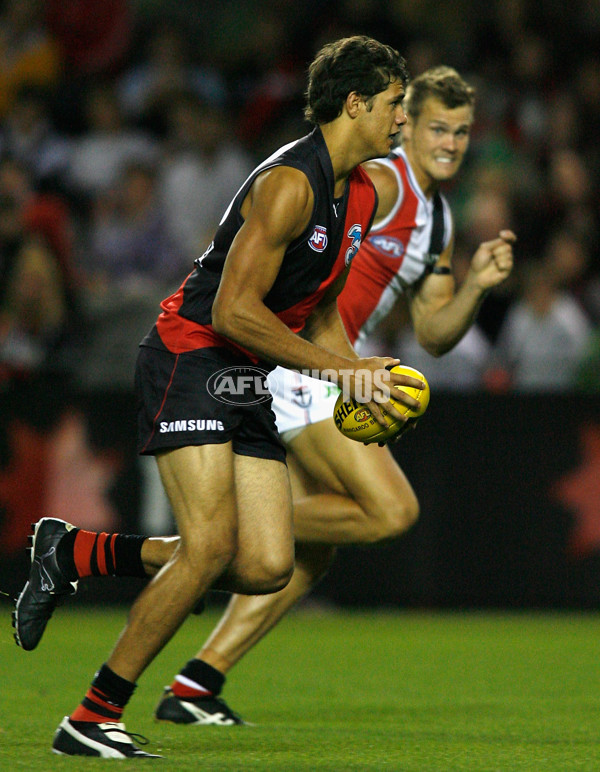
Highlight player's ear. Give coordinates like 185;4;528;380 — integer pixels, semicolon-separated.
346;91;362;118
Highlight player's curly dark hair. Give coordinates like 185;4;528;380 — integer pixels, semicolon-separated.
404;66;476;120
304;35;409;125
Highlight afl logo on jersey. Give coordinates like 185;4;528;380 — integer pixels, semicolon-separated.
369;234;405;259
345;224;363;266
309;225;328;252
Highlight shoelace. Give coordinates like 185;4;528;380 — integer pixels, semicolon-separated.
101;723;150;746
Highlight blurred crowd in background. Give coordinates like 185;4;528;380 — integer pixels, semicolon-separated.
0;0;599;397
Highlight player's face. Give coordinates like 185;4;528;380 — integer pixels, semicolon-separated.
403;97;473;190
360;79;407;159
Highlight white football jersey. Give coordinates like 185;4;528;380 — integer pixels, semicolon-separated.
339;147;453;347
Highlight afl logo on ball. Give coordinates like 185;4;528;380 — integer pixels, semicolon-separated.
355;408;370;422
309;225;328;252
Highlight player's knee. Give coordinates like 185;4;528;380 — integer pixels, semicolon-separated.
396;492;420;533
244;552;294;594
363;491;420;543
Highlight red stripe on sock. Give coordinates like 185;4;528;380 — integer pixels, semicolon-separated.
70;687;124;723
70;704;121;723
73;531;97;578
109;534;117;574
95;533;108;575
171;679;212;698
70;706;105;722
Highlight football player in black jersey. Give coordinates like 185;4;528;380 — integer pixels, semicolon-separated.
14;35;425;759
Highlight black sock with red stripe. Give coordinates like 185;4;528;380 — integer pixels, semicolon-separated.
70;664;136;723
171;659;225;699
56;529;147;581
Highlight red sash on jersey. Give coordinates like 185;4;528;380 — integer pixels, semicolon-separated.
155;166;377;360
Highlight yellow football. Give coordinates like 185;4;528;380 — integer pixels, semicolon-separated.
333;365;430;444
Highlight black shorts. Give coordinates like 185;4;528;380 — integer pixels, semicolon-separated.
135;345;286;463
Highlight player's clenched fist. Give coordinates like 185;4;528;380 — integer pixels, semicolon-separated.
469;229;516;290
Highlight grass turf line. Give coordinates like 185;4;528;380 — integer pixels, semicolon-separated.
2;607;600;770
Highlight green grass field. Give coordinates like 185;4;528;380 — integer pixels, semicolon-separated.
2;605;600;770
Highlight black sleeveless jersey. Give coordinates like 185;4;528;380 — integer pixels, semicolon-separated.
142;127;378;363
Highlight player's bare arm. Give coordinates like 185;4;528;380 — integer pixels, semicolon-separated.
361;160;400;224
212;164;328;368
409;230;516;357
213;166;421;418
